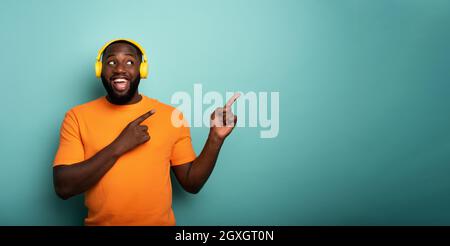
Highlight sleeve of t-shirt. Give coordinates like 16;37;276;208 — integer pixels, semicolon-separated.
170;112;197;166
53;109;85;166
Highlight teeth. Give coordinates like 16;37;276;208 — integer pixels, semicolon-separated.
113;78;128;83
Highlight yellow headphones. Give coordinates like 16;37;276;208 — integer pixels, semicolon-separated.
95;38;149;79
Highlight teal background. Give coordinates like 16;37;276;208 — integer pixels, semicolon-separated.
1;0;450;225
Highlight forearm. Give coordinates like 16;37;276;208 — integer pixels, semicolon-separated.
186;131;224;193
53;141;123;199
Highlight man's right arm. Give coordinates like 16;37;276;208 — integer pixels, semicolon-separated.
54;141;122;200
53;109;155;200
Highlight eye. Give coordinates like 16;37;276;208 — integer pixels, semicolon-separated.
107;60;116;65
126;60;133;65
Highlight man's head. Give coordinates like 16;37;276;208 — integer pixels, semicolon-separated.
100;40;143;104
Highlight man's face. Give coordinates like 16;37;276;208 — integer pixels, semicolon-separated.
100;42;141;104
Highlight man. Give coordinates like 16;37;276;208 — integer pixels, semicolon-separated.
53;39;239;225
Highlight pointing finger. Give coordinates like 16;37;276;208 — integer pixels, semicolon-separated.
132;109;156;125
225;93;240;108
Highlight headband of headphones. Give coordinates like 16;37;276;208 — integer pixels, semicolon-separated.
95;38;148;78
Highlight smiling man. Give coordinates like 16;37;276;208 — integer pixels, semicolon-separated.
53;39;239;226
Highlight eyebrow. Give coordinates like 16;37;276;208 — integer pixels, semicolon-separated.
105;53;138;59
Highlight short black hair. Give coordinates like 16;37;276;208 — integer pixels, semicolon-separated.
102;40;143;62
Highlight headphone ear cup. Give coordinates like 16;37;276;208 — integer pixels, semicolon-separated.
95;61;102;78
140;62;149;79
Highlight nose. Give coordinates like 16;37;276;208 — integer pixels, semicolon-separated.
113;62;126;74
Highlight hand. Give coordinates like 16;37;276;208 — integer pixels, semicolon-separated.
113;109;155;155
210;93;240;140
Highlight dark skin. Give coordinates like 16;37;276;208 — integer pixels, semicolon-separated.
53;43;239;199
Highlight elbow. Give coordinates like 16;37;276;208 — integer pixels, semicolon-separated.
53;175;73;200
187;189;200;194
53;166;74;200
54;185;72;200
184;184;202;194
186;189;200;194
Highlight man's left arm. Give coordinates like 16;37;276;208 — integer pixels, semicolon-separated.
172;93;240;194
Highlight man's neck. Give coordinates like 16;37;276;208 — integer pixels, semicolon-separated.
106;92;142;105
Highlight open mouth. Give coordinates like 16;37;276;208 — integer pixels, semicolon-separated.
111;77;130;92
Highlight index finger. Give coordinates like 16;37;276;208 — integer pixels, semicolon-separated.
225;93;241;108
132;109;156;125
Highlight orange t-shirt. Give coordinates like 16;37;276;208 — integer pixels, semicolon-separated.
53;95;196;225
